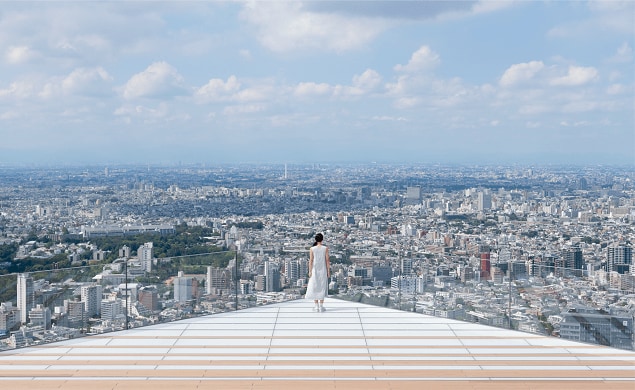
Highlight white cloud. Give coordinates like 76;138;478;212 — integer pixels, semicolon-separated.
550;65;598;86
606;84;625;95
5;46;37;64
0;81;36;99
122;61;187;100
294;82;332;98
62;67;113;96
196;76;241;102
394;46;440;73
608;42;633;63
223;103;266;115
372;115;406;122
352;69;382;91
240;2;387;52
499;61;544;87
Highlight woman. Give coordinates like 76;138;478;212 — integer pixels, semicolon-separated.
305;232;330;311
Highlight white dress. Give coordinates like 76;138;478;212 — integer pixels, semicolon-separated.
305;245;328;300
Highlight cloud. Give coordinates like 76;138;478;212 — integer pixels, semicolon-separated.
499;61;544;87
352;69;382;91
240;2;388;52
608;42;633;63
121;61;187;100
195;76;241;102
294;82;332;98
5;45;38;64
0;81;36;99
62;67;113;96
223;103;266;115
394;46;440;73
549;65;598;86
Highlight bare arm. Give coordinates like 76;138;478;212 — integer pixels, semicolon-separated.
325;247;331;278
308;247;314;277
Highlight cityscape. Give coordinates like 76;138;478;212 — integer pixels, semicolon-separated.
0;162;633;351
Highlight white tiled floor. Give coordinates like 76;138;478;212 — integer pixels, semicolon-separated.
0;298;634;390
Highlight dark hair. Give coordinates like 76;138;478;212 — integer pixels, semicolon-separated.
313;233;323;246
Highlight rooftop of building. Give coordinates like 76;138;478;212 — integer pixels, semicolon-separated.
1;298;634;390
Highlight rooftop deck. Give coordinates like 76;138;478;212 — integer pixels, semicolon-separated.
1;298;634;389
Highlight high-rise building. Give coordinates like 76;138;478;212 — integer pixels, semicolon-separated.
477;191;492;211
264;261;281;292
206;266;231;295
119;245;131;258
138;286;159;312
560;246;584;277
81;284;103;318
16;273;34;324
138;242;153;272
65;300;86;329
400;258;413;276
100;298;123;322
405;186;422;205
174;271;193;303
480;249;491;280
607;244;632;274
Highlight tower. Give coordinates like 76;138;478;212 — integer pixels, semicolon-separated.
16;273;34;324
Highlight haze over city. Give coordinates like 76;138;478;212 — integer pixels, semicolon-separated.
0;1;633;165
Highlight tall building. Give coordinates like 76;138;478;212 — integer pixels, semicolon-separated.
100;298;123;322
477;191;492;211
606;244;632;274
81;284;103;318
264;261;281;292
138;242;153;272
405;186;422;205
560;246;584;277
119;245;131;258
138;286;159;312
173;271;193;303
400;258;413;276
65;300;86;329
480;249;491;280
206;266;231;295
16;273;34;324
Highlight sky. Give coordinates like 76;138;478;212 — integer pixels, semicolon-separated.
0;0;633;166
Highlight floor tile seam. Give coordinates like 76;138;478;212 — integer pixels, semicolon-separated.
4;363;634;370
2;361;631;367
1;372;634;381
0;354;635;367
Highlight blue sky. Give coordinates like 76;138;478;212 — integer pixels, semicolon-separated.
0;1;633;165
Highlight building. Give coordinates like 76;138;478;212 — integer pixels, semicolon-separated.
264;261;281;292
477;191;492;211
405;186;422;205
138;286;159;312
65;300;86;329
138;242;153;272
173;271;194;303
0;302;20;335
559;246;584;277
206;266;231;295
400;258;413;276
80;284;103;318
16;273;34;324
28;304;51;330
559;307;633;350
607;243;632;274
100;298;123;322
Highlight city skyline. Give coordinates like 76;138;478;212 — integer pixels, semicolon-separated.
0;1;633;165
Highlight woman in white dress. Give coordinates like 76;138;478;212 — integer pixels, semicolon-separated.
305;233;330;311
